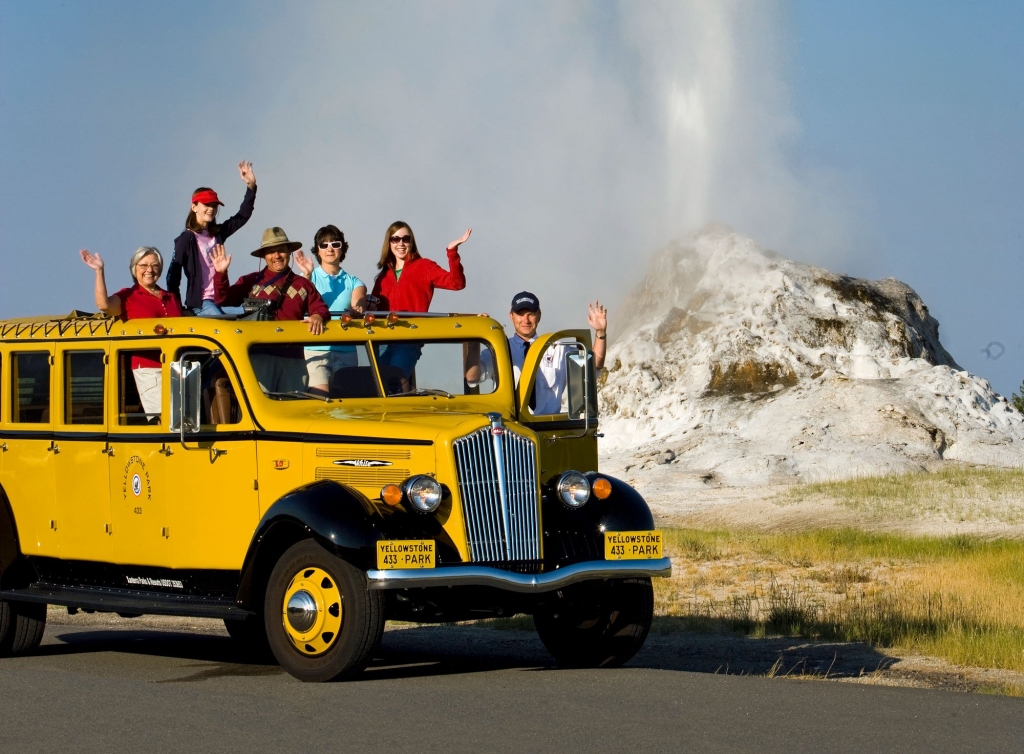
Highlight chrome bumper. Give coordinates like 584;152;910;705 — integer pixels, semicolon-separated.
366;557;672;593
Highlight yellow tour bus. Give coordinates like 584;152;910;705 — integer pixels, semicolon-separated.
0;309;669;681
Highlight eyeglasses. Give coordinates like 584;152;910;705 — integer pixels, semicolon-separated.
318;241;344;249
390;235;412;244
136;264;161;271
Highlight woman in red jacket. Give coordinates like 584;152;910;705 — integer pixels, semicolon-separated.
370;221;472;383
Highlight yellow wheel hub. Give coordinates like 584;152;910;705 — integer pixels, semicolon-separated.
282;566;343;656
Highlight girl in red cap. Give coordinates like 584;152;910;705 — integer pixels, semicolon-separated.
167;160;257;316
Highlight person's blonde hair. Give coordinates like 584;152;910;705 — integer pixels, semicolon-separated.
129;247;163;281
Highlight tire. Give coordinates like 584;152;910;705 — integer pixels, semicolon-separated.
534;578;653;668
224;614;272;659
0;599;47;657
264;540;384;682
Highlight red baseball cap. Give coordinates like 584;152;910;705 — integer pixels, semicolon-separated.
191;189;223;206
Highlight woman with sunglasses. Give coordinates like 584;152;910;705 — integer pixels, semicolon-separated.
80;246;183;419
293;224;367;395
370;222;471;383
167;160;257;317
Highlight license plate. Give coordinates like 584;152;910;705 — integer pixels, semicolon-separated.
376;540;435;569
605;530;663;560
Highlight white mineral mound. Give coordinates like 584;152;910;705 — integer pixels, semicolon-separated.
599;225;1024;488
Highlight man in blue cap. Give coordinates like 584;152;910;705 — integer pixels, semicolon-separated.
468;292;607;414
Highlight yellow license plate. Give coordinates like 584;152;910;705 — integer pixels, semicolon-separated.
605;530;663;560
376;540;435;569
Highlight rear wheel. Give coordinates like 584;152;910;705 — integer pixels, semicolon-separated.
534;578;653;668
264;540;384;682
0;599;47;656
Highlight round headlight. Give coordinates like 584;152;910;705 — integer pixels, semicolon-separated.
556;471;591;509
403;475;443;513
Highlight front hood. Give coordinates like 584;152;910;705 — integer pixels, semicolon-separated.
300;408;494;445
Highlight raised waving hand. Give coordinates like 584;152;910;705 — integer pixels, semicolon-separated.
238;160;256;190
293;249;314;277
447;228;472;250
211;244;232;274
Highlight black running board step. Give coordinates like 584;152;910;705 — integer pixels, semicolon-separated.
0;584;251;620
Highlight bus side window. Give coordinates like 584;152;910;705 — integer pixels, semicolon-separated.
174;348;240;426
11;351;51;424
64;351;105;425
117;350;162;425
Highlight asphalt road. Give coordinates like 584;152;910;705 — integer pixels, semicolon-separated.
1;620;1022;753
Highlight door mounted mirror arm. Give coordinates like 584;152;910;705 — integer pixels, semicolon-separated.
171;349;221;451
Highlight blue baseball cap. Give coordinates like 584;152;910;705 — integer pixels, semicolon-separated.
510;291;540;313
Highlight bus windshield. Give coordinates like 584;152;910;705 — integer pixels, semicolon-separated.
248;339;499;400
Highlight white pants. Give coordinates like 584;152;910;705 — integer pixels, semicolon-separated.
133;367;162;418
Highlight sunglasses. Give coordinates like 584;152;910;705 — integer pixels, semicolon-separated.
318;241;344;249
390;235;412;244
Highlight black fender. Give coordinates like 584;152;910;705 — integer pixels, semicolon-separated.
541;473;655;564
235;480;384;610
0;484;33;590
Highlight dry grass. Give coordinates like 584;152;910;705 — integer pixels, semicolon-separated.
655;527;1024;675
777;466;1024;524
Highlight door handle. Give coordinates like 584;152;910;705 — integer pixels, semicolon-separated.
47;441;59;454
101;443;114;456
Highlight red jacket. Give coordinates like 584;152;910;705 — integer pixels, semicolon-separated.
370;248;465;312
215;268;331;322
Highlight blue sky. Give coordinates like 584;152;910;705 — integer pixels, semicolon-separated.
0;1;1021;395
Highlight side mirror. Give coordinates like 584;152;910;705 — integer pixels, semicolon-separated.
565;345;588;421
565;344;598;436
170;358;202;435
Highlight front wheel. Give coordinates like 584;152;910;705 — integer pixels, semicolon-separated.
534;578;653;668
264;540;384;682
0;599;47;656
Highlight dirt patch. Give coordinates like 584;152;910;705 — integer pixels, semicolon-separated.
705;360;798;396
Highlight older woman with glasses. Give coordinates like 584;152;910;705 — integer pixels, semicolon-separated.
79;246;183;419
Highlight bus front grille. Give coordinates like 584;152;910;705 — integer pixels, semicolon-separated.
452;425;540;562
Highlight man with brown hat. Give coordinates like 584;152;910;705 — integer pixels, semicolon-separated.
211;227;330;333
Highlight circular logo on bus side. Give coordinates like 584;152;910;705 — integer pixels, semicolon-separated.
132;474;142;497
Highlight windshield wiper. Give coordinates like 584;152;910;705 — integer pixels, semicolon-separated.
389;388;453;399
263;390;332;403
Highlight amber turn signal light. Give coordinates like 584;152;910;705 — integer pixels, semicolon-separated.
387;312;400;324
340;313;352;325
153;324;167;335
381;484;403;506
364;313;377;325
592;478;612;500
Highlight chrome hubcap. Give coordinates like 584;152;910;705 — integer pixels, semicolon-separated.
286;590;318;632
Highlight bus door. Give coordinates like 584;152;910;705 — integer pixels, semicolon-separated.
515;330;599;483
106;344;171;567
1;347;58;558
165;343;258;571
54;345;113;563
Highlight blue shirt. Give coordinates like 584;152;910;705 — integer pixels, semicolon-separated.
307;266;365;353
311;266;365;313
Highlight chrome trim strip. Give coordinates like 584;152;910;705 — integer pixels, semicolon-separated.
488;412;514;560
366;558;672;593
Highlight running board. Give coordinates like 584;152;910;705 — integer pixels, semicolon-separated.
0;584;251;620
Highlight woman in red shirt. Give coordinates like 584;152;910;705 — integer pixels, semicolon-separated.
80;246;183;419
370;222;471;382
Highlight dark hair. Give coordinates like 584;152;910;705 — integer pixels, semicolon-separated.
185;186;220;234
311;224;349;264
375;221;420;274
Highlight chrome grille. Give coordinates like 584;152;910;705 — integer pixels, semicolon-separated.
453;421;540;562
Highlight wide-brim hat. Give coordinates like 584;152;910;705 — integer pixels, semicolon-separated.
251;226;302;257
